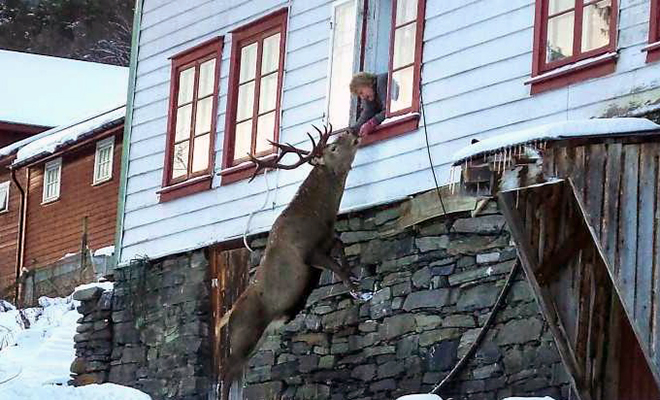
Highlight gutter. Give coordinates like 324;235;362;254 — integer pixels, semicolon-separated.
113;0;145;268
9;167;27;305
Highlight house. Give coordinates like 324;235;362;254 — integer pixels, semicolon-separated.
0;51;128;302
0;107;125;304
99;0;660;399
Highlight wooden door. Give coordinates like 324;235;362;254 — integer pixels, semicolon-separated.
211;245;251;399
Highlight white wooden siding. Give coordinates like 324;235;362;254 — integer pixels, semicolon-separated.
120;0;660;262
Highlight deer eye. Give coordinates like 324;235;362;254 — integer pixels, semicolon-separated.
331;146;337;152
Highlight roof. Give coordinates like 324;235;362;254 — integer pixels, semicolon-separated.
10;105;125;167
0;50;128;127
452;118;660;165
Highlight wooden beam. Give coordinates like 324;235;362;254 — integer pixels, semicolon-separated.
499;187;592;400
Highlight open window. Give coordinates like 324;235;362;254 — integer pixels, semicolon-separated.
93;136;114;185
220;10;287;184
645;0;660;62
529;0;618;94
0;181;9;213
43;158;62;204
160;37;222;202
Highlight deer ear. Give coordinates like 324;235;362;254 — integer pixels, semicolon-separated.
311;157;325;166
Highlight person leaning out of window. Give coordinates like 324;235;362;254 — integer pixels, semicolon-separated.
349;72;398;136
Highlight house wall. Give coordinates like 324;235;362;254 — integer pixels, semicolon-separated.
75;200;572;400
121;0;660;263
0;165;24;299
23;130;123;270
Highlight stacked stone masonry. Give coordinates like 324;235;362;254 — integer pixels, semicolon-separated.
71;200;572;400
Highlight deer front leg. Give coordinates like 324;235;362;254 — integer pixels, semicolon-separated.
308;249;373;301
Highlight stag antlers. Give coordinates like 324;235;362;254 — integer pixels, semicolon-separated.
247;124;333;182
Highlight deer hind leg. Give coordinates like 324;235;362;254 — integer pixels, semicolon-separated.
220;289;271;399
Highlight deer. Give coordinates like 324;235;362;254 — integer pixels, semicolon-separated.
218;125;370;399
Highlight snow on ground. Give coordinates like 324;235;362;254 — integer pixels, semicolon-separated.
452;118;660;164
0;293;149;399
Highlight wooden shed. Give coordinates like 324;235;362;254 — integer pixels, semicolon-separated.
453;118;660;400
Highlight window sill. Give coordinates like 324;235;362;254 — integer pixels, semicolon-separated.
158;174;212;202
643;41;660;63
41;197;60;206
360;113;420;146
218;154;277;185
92;176;113;187
526;52;618;94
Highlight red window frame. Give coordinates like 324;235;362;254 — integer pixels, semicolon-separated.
220;9;287;184
359;0;425;146
160;37;223;202
530;0;618;94
646;0;660;62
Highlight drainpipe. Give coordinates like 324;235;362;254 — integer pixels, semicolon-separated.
10;166;27;305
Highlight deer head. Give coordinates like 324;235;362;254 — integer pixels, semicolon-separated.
248;125;360;181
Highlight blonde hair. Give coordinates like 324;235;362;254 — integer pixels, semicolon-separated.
349;72;377;95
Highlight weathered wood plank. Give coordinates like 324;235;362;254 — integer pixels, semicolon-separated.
602;143;622;274
585;143;606;236
654;149;660;368
572;146;587;201
499;186;591;400
636;143;656;349
618;145;640;314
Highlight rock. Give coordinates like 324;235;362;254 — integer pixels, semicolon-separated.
73;287;104;301
447;236;509;255
370;378;396;392
379;314;416;340
353;364;376;381
452;215;506;233
371;287;391;304
396;335;418;359
415;236;450;252
402;289;451;311
419;328;460;347
448;259;516;286
426;340;458;371
412;267;432;288
375;208;399;225
296;384;330;399
456;283;500;311
496;318;543;345
476;252;500;264
244;381;283;400
378;360;404;378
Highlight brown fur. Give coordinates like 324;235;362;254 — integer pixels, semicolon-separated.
220;130;362;399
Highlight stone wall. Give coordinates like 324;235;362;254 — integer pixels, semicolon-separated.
241;201;571;400
69;200;572;400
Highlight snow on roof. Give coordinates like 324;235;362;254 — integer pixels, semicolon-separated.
0;50;128;127
452;118;660;165
12;105;125;166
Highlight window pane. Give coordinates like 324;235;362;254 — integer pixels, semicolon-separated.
239;43;258;83
172;140;189;179
549;0;575;15
198;59;216;98
581;0;612;52
237;81;255;122
546;12;574;63
256;112;275;153
258;73;278;114
178;67;195;105
0;185;8;211
175;104;193;142
261;33;281;75
234;120;253;161
195;96;213;135
328;0;356;128
192;134;210;172
392;23;417;69
390;66;414;113
395;0;418;26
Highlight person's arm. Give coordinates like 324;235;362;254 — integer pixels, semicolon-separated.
350;99;378;132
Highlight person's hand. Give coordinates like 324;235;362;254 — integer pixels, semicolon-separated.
359;118;378;136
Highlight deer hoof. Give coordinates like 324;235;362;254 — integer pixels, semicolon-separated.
349;290;374;302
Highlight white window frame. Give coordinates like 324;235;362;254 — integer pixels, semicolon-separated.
42;158;62;204
0;181;9;213
93;136;115;185
325;0;362;128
